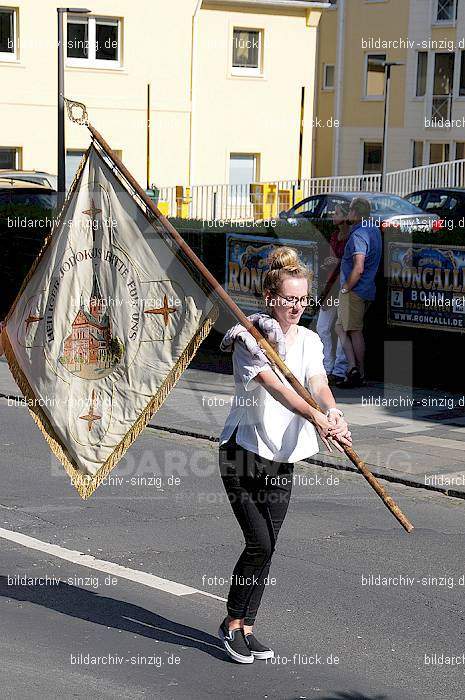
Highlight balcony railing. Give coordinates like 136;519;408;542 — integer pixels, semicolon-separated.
156;159;465;220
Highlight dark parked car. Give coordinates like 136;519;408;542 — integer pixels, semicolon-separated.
404;188;465;225
0;169;57;190
0;179;57;318
279;191;440;232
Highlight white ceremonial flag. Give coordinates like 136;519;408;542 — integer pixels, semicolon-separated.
1;143;218;498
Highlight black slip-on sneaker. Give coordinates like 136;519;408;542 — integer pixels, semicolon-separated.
337;367;362;388
245;633;274;660
218;619;254;664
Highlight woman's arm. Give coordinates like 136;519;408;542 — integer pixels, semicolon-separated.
308;373;338;412
308;373;352;450
254;368;351;451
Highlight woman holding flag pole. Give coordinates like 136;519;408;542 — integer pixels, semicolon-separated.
217;246;352;664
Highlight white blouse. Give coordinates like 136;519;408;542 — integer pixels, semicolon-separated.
219;325;326;463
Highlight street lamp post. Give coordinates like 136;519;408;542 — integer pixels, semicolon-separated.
381;61;404;192
57;7;91;207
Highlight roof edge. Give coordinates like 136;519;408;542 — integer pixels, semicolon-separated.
202;0;331;11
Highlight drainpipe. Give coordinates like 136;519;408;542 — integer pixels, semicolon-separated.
333;0;345;176
309;9;322;178
189;0;203;186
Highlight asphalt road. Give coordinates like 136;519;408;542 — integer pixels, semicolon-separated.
1;398;465;699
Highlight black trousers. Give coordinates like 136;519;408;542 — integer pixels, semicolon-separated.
219;429;294;625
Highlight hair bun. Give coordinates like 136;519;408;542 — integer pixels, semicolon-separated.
267;246;300;270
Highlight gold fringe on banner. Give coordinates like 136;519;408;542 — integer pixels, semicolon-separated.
1;305;218;499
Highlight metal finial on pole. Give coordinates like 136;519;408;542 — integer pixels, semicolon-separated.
64;98;89;125
57;8;91;207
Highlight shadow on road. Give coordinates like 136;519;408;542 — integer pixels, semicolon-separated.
315;693;387;700
0;576;230;662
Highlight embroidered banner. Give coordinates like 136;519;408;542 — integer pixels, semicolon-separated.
1;143;217;498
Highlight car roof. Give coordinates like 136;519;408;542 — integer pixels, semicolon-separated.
407;188;465;195
0;178;54;190
305;192;402;198
0;169;55;176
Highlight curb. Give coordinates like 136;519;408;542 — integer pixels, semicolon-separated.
2;390;464;502
146;421;465;502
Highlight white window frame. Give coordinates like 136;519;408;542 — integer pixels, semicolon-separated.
427;50;455;121
454;141;465;159
231;27;263;77
415;51;428;98
457;50;465;99
0;146;21;168
66;149;87;190
428;141;451;164
323;64;335;91
228;152;259;203
0;7;18;62
363;52;386;100
433;0;457;25
66;15;122;69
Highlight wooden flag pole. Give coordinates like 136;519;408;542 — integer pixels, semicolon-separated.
83;121;413;534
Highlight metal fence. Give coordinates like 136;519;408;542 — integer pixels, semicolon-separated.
384;158;465;197
157;159;465;220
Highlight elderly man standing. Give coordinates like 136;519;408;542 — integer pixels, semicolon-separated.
335;197;381;388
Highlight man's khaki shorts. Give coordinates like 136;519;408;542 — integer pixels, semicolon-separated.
336;290;370;332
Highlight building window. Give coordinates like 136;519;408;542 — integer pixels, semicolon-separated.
455;142;465;159
323;64;335;90
0;147;19;168
232;28;262;76
365;54;386;97
436;0;457;22
229;154;258;202
460;51;465;96
66;149;121;189
432;53;454;120
416;52;428;97
67;16;121;68
413;141;424;167
0;8;16;60
429;143;450;164
363;142;383;174
66;150;86;190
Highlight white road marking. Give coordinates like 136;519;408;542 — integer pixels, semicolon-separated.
397;435;465;452
0;526;226;602
385;422;435;434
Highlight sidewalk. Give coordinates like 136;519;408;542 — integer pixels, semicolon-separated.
2;356;465;498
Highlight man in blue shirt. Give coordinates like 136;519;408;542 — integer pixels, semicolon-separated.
335;197;382;388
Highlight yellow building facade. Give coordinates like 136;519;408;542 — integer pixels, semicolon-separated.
314;0;465;177
0;0;327;189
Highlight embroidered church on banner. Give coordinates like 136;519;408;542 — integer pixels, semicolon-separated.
1;144;218;498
